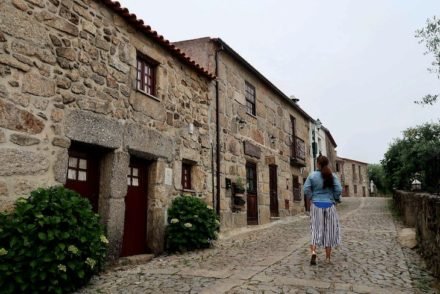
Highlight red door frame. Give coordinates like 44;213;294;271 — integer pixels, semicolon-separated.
246;162;258;225
269;165;279;217
65;143;101;212
121;158;149;257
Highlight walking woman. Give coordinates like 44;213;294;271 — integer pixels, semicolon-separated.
304;155;342;265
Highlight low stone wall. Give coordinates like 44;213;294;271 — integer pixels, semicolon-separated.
393;190;440;278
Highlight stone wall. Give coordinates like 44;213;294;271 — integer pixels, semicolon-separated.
177;39;312;228
393;190;440;278
337;157;369;197
0;0;214;257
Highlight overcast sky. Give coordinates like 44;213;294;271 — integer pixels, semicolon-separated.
119;0;440;164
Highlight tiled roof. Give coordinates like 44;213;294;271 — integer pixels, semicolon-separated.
100;0;215;80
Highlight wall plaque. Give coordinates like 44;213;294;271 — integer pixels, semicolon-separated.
243;141;261;158
165;167;173;186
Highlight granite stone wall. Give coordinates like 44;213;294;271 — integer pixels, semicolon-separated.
176;39;313;228
337;157;369;197
0;0;214;257
393;190;440;278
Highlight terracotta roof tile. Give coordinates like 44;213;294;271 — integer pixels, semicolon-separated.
100;0;215;80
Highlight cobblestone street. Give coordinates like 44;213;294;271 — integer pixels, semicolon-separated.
78;198;439;293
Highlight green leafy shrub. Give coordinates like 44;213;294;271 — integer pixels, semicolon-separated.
0;186;108;294
166;195;220;252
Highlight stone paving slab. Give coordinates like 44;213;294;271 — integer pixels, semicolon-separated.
77;198;439;294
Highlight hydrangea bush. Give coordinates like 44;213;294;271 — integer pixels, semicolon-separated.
166;195;220;252
0;186;108;294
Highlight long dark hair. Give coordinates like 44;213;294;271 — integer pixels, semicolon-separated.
317;155;334;189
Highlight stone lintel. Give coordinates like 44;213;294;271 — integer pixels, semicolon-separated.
124;123;173;161
65;109;123;149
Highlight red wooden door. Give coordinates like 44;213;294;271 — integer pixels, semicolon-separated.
246;162;258;225
269;165;279;217
65;146;101;212
121;158;149;257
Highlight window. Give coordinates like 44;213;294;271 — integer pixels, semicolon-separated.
354;185;357;194
127;167;139;187
136;54;157;96
344;185;349;195
359;165;362;181
67;156;87;181
181;163;192;190
352;164;356;179
336;163;340;172
246;162;257;194
245;81;256;115
362;186;366;197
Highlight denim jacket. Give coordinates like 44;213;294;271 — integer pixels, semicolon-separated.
303;171;342;203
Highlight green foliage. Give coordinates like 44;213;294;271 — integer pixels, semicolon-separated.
0;186;108;294
166;195;220;252
368;164;389;194
415;16;440;105
381;122;440;193
235;177;245;192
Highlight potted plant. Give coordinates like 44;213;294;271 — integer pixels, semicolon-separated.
234;177;246;196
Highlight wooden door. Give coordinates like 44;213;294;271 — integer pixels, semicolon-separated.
121;158;149;257
269;165;279;217
65;145;101;212
246;162;258;225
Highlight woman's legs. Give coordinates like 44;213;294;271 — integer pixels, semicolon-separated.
325;247;332;259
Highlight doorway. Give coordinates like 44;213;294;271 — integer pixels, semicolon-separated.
269;165;279;217
65;143;101;212
121;157;149;257
246;162;258;225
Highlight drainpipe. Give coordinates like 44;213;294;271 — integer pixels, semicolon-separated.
215;45;224;216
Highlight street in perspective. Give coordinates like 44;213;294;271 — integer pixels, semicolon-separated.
79;198;439;294
0;0;439;293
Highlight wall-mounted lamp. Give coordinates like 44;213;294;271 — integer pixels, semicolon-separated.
270;135;276;144
236;116;246;129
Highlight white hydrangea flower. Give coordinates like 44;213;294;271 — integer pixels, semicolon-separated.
207;205;213;210
0;248;8;256
100;235;109;244
68;245;79;255
170;218;179;224
57;264;67;272
85;257;96;269
184;223;192;228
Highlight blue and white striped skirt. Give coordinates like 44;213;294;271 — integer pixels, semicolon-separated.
310;204;341;247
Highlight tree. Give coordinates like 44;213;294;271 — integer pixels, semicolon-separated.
415;16;440;105
367;164;389;194
381;122;440;193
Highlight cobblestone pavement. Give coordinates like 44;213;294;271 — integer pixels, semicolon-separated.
78;198;439;293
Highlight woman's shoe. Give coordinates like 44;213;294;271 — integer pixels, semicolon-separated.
325;258;331;264
310;253;317;265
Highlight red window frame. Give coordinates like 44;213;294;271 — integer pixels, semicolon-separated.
181;163;192;190
245;81;256;115
136;54;156;96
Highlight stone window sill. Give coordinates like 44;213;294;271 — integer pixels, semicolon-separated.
136;89;160;102
246;112;257;119
182;189;197;194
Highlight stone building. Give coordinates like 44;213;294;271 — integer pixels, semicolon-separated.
323;126;337;171
0;0;216;258
308;123;337;172
335;157;369;197
175;38;314;228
